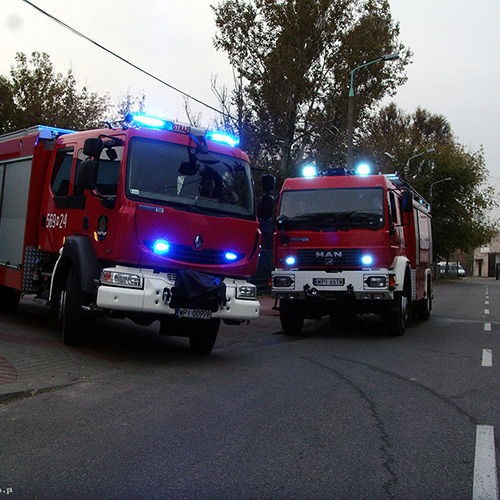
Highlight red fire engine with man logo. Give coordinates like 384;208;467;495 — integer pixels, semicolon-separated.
271;166;432;336
0;115;275;354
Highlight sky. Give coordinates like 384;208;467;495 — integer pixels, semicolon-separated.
2;0;500;188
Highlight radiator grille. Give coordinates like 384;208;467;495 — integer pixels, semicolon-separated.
297;248;362;268
144;241;244;265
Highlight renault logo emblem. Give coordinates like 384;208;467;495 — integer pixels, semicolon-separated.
194;235;203;249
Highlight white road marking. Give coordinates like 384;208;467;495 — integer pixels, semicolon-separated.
485;310;490;315
485;323;492;332
486;301;490;305
473;425;499;500
482;349;493;367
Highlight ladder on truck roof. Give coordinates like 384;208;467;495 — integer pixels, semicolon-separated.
385;172;430;210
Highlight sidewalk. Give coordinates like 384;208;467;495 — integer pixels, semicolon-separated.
0;296;279;403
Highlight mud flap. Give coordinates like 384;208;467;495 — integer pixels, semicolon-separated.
169;270;226;312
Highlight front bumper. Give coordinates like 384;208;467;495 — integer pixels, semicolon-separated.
271;268;395;301
96;266;260;321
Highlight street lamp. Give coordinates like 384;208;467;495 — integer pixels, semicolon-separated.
347;53;399;170
404;148;436;176
430;177;452;205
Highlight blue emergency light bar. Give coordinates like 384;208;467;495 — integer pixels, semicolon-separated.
206;131;239;147
300;165;373;177
126;113;239;148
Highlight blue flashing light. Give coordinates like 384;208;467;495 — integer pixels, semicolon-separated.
361;255;373;266
356;163;371;176
153;240;170;254
225;252;238;261
206;131;239;147
132;114;173;130
285;256;296;266
302;165;317;178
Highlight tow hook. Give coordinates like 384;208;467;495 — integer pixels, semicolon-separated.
347;284;354;295
304;284;319;298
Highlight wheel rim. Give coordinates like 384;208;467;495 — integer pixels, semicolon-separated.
401;294;408;323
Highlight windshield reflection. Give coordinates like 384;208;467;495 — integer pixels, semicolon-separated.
126;137;254;218
279;188;385;230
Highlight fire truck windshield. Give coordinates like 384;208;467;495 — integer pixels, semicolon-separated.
126;137;254;218
279;187;385;230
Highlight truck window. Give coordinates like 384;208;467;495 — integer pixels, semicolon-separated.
126;137;254;218
76;145;122;197
278;187;384;230
388;191;399;225
51;148;74;197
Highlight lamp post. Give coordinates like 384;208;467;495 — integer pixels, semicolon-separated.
430;177;452;205
404;147;436;176
347;53;399;170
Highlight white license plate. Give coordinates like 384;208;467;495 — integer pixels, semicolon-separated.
176;308;212;320
313;278;345;286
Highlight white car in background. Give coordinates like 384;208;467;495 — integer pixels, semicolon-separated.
437;262;466;277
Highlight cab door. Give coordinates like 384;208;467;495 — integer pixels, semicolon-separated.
74;142;123;261
39;144;86;252
388;191;405;257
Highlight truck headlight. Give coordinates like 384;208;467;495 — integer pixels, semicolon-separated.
273;275;295;288
237;284;257;299
363;275;387;289
101;270;143;288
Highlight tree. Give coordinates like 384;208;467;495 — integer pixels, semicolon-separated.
212;0;411;176
0;52;109;132
0;75;16;134
361;103;498;259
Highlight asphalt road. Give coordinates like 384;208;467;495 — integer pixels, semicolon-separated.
1;278;499;500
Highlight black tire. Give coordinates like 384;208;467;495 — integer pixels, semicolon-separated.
61;267;86;346
387;288;409;337
0;285;21;315
159;315;183;336
49;283;63;331
415;278;432;320
280;299;305;335
188;318;220;355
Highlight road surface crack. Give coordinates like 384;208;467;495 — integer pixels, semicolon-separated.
302;356;398;499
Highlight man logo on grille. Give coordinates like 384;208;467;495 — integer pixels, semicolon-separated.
316;251;343;258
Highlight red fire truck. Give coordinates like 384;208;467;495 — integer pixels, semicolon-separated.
271;167;432;336
0;115;274;354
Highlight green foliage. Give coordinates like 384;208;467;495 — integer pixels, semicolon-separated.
361;104;499;258
0;52;109;132
212;0;411;175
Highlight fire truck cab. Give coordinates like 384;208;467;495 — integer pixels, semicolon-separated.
0;116;274;354
271;167;432;336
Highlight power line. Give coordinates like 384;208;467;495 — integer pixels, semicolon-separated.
21;0;232;118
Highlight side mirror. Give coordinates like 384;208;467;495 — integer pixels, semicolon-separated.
401;190;413;213
179;161;199;176
76;159;97;191
258;194;275;221
83;138;103;158
262;174;276;193
276;214;289;229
